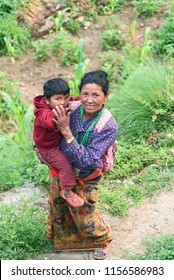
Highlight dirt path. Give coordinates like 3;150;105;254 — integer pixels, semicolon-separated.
1;184;174;260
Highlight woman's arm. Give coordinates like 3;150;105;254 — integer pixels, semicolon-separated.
61;124;117;169
53;105;118;170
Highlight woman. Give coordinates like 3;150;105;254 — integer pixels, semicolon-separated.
47;70;118;259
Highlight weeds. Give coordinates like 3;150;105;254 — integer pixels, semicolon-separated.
0;202;52;260
132;0;162;18
32;29;79;66
129;235;174;260
68;39;90;96
0;14;31;57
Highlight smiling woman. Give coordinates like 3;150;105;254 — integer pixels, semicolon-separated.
48;70;118;259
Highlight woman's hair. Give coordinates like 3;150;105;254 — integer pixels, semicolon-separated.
79;70;109;95
43;78;70;98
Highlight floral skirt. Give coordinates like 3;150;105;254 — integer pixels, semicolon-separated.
47;168;112;251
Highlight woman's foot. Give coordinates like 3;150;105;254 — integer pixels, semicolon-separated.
60;189;84;208
93;243;111;260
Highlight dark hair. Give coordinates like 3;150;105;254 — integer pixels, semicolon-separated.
79;70;109;95
43;78;70;98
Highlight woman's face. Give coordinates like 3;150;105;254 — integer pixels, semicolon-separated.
80;83;108;118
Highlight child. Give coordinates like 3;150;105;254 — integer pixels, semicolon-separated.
33;78;84;207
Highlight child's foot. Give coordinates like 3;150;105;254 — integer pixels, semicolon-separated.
60;190;84;208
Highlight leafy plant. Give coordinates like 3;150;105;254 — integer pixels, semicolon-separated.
0;74;27;123
68;39;89;96
0;203;52;259
140;27;155;62
0;14;31;57
97;0;126;14
32;39;52;61
153;16;174;57
130;235;174;260
0;0;32;15
64;18;83;34
132;0;162;18
102;28;125;49
49;8;69;32
0;87;49;190
32;29;79;66
101;16;127;49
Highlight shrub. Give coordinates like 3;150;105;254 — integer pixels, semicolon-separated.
153;17;174;57
132;0;162;18
0;203;52;260
110;61;174;137
131;235;174;260
0;14;31;57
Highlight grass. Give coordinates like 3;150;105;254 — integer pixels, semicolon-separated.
128;235;174;260
99;165;174;216
109;61;174;138
0;201;53;260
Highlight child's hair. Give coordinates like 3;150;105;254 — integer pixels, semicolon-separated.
79;70;109;95
43;78;70;98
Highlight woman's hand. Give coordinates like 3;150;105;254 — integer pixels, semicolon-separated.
53;106;73;140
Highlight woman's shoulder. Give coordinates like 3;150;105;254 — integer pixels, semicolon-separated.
69;100;81;112
96;108;118;133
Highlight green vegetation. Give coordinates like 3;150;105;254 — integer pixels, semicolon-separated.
132;0;163;18
109;61;174;137
129;235;174;260
32;29;79;66
0;0;174;260
0;202;52;260
0;14;31;57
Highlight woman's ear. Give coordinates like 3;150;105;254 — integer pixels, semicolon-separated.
103;92;109;104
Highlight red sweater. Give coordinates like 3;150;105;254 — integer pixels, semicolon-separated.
33;95;62;151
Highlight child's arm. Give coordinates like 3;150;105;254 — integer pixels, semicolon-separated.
36;109;57;130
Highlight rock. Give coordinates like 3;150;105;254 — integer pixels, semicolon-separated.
38;18;55;36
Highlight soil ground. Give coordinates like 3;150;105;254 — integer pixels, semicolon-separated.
0;6;164;105
0;4;173;260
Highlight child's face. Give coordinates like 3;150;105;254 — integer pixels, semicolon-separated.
45;94;69;109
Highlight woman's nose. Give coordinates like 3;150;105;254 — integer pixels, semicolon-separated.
86;95;93;102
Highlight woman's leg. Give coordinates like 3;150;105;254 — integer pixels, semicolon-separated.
47;172;112;250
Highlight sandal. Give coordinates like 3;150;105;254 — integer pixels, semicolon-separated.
60;190;84;208
93;242;111;260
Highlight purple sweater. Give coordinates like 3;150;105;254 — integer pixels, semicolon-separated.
60;106;118;174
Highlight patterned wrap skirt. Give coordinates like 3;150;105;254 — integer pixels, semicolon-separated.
47;167;112;250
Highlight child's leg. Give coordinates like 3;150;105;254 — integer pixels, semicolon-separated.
39;148;84;207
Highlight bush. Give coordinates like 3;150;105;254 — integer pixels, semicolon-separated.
0;14;31;57
153;17;174;57
110;61;174;137
131;235;174;260
132;0;162;18
0;203;52;260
